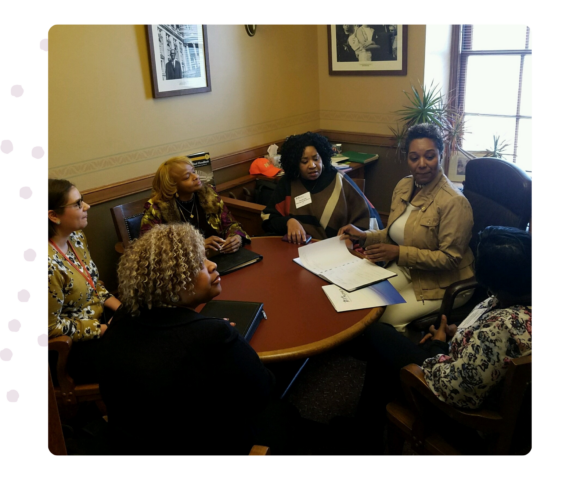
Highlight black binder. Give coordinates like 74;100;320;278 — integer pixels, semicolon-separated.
211;247;262;275
200;300;265;341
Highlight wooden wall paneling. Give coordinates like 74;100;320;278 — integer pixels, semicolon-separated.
80;130;395;206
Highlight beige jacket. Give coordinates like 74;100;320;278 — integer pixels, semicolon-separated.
364;171;474;301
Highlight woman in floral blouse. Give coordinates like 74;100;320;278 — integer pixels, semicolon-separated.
48;179;121;381
140;156;250;254
351;226;531;451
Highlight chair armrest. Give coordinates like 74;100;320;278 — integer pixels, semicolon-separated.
49;336;76;401
222;196;266;213
48;335;73;355
400;364;503;432
439;277;480;319
249;445;270;455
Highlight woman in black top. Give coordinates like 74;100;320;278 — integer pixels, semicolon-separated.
98;224;275;455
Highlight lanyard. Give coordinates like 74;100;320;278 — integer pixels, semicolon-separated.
49;239;96;290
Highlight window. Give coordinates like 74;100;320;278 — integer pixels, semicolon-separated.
457;25;532;173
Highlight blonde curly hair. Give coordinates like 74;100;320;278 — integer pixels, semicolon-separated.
118;223;206;315
151;156;195;203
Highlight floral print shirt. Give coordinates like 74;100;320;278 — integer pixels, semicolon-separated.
48;231;111;341
422;297;531;409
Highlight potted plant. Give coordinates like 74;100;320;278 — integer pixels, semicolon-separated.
390;81;467;165
484;135;510;159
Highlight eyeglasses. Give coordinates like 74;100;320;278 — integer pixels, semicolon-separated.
61;196;85;210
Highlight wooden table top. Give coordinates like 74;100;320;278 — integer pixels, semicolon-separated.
212;237;384;363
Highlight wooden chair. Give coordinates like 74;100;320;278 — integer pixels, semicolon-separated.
49;369;67;455
386;356;531;455
386;278;531;455
110;198;146;253
249;445;271;455
49;336;103;418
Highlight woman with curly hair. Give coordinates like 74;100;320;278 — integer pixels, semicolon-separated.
97;224;287;455
340;123;475;331
261;132;382;243
140;156;249;254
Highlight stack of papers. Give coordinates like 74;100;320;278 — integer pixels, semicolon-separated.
322;282;405;312
331;155;350;170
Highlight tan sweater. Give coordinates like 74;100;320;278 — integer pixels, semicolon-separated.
364;171;474;301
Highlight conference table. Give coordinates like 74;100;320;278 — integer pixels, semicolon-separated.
209;237;385;363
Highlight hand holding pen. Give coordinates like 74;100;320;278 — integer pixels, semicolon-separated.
338;224;367;243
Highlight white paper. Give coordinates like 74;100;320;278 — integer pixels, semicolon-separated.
298;236;355;273
296;237;397;292
322;281;405;312
457;305;487;329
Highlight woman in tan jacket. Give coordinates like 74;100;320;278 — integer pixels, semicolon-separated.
340;124;474;331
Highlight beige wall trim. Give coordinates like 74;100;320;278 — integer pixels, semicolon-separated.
320;109;396;126
50;111;320;181
82;129;395;206
320;129;396;147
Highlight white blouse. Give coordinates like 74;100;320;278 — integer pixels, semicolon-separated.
388;201;419;246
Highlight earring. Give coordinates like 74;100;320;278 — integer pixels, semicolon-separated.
175;192;179;198
170;294;180;303
55;219;60;225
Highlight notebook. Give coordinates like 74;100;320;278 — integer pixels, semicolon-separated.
340;151;379;164
211;247;263;275
200;300;265;340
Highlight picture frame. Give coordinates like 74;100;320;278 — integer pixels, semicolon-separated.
146;25;211;98
327;25;407;76
447;150;487;182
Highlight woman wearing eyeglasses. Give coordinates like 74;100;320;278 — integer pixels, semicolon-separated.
48;179;121;382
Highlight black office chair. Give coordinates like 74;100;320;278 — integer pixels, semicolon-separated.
407;157;532;334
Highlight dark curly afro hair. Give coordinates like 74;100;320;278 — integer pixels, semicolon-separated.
280;132;335;179
404;123;444;156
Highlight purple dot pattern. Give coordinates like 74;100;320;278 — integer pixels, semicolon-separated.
1;140;13;154
11;85;24;97
17;290;30;302
8;320;21;332
24;249;36;261
7;390;19;403
40;38;48;51
0;349;13;361
19;187;32;199
38;334;48;347
31;147;44;159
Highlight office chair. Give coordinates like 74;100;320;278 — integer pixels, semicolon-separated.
407;157;532;334
386;278;532;455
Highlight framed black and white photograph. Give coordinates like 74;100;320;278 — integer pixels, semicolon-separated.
447;151;487;182
328;25;407;76
146;25;211;98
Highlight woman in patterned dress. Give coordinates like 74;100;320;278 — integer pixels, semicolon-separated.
48;179;121;382
140;156;250;255
350;226;531;452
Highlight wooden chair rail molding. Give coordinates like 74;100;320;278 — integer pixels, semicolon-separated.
81;130;396;206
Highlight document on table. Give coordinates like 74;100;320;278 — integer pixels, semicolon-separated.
322;281;406;312
295;236;397;292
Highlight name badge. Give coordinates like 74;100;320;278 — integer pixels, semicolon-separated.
294;192;312;209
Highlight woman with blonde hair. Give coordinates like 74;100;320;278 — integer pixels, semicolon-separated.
140;156;249;254
98;223;281;455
